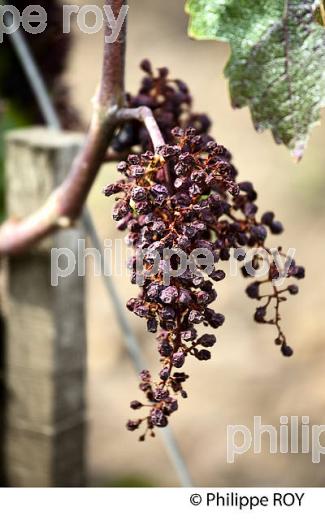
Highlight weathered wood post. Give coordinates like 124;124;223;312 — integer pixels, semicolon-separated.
4;127;87;486
0;310;6;485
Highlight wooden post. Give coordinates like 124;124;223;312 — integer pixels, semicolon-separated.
0;311;6;485
4;128;87;487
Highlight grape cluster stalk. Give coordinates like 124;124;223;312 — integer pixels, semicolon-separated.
104;62;305;440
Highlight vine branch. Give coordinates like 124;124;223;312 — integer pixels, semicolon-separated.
0;1;166;255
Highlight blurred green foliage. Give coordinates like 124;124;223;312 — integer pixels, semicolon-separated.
104;475;156;487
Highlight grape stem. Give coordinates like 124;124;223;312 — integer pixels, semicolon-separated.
117;107;165;150
117;106;173;190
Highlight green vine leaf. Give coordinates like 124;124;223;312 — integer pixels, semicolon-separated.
186;0;325;159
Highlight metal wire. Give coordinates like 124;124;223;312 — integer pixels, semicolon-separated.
5;18;193;487
4;12;61;131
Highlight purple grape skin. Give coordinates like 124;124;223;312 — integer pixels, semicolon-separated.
198;334;216;347
172;352;185;368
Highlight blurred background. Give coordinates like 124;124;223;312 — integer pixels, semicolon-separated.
1;0;325;487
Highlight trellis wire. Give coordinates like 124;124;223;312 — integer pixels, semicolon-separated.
5;14;61;131
5;17;193;487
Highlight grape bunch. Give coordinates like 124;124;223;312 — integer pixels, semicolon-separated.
104;67;305;441
112;59;212;154
105;132;304;439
